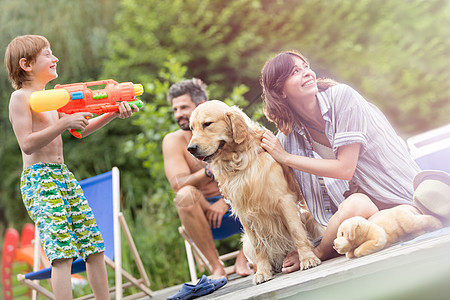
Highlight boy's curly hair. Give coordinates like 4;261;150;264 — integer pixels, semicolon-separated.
4;35;50;90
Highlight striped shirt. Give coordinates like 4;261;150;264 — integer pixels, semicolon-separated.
278;84;421;226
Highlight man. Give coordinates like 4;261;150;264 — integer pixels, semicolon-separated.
162;78;253;278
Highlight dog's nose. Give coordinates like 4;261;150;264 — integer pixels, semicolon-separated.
187;144;199;156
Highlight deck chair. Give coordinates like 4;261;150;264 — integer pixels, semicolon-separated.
18;167;153;300
178;212;243;283
407;123;450;173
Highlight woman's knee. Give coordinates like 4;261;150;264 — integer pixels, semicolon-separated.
337;193;378;219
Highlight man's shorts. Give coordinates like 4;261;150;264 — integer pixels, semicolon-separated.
206;195;223;205
206;195;232;212
20;163;105;264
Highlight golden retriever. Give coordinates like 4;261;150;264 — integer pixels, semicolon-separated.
187;100;324;284
333;205;443;258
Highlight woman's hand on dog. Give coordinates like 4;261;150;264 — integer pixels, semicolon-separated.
207;198;229;229
261;130;289;165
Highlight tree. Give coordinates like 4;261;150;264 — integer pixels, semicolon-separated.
104;0;449;135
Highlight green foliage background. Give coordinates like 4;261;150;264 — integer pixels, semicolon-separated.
0;0;449;293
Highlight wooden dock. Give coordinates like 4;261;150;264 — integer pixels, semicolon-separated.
149;226;450;300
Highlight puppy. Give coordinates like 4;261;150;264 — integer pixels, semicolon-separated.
187;100;324;284
333;205;443;258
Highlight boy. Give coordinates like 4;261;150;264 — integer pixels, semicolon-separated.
6;35;139;300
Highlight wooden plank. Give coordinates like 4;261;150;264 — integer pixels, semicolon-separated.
205;228;450;299
147;227;450;300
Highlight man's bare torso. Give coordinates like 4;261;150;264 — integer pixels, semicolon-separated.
171;129;220;198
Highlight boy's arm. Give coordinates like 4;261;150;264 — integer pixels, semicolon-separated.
9;91;90;155
79;102;139;137
162;134;206;193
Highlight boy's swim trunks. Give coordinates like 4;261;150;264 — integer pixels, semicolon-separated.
21;163;105;264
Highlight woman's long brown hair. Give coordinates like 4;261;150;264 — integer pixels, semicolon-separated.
261;50;337;135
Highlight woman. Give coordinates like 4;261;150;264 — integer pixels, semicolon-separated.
260;50;421;273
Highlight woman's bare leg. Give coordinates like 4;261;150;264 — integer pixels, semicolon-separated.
282;194;378;273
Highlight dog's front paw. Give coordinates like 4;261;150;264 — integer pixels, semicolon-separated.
253;270;273;285
354;239;385;257
345;250;355;258
299;254;321;270
353;248;367;257
354;247;373;257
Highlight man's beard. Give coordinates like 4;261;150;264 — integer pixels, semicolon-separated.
177;116;191;131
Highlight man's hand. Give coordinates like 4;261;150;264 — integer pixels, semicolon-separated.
206;198;229;229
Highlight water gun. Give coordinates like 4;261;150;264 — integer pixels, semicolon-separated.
30;79;144;138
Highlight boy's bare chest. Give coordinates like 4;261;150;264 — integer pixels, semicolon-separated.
32;111;58;131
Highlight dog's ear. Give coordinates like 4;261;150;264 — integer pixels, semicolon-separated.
346;221;359;241
225;110;248;144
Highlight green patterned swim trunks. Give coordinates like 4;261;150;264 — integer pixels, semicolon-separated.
20;163;105;264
